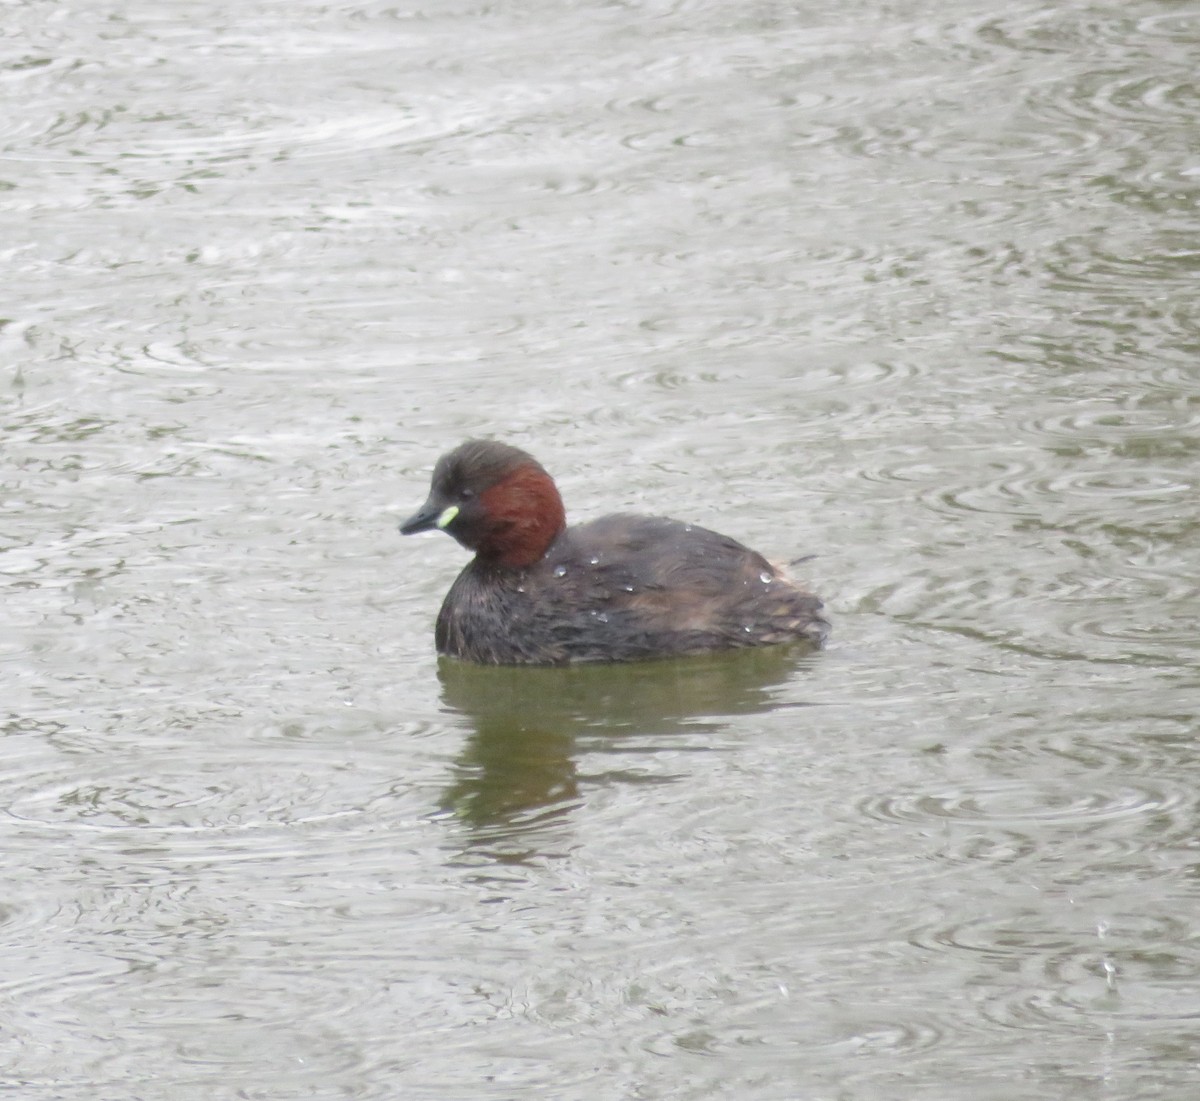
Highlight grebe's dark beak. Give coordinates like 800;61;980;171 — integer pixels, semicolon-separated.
399;494;455;535
399;498;439;535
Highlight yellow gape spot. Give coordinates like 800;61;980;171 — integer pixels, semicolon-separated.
436;505;460;529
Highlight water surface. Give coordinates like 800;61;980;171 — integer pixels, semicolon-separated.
3;0;1199;1097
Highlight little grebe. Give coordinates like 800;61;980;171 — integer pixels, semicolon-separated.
400;440;828;665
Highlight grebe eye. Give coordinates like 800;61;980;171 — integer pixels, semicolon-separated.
460;488;474;500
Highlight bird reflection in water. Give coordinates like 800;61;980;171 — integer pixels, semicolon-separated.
435;644;820;863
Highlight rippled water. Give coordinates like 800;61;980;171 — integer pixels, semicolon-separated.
4;0;1199;1097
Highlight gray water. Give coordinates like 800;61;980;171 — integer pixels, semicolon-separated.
3;0;1199;1097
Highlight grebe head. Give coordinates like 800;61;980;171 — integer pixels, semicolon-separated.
399;440;566;568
